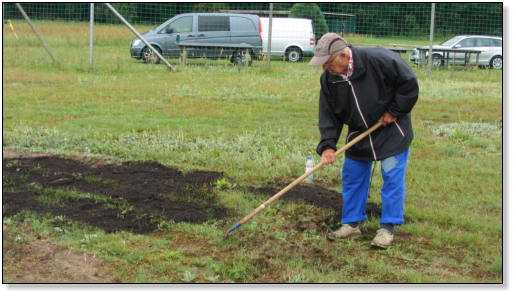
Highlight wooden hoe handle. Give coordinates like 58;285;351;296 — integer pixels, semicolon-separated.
224;122;382;239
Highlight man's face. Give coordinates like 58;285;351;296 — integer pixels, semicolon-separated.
323;51;349;76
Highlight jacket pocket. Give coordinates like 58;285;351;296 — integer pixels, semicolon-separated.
394;122;405;137
346;131;359;144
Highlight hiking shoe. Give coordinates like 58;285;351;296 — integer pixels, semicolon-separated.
371;229;394;249
326;224;362;241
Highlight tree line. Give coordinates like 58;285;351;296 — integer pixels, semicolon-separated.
3;2;502;38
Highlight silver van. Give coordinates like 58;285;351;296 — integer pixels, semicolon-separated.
130;13;262;65
259;18;315;62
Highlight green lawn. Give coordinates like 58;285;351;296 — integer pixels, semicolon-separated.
1;19;466;69
2;45;502;283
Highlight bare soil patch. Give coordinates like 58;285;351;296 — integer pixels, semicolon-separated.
3;225;118;283
3;153;390;234
3;155;228;234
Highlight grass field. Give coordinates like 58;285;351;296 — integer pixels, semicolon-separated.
2;19;455;68
2;26;503;283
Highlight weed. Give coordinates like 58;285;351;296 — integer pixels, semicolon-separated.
71;171;82;181
286;273;309;283
80;234;98;246
213;178;236;190
205;275;220;282
180;270;196;283
14;235;27;243
164;250;183;259
84;175;102;184
225;264;248;280
5;160;20;168
272;230;288;241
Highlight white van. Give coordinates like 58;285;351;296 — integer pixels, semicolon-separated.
260;17;315;62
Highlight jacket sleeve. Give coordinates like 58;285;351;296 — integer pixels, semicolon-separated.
316;75;344;156
377;51;419;118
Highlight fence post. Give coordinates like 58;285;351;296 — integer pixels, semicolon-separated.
104;3;175;71
267;3;273;69
427;3;435;75
15;3;58;64
89;3;94;69
2;3;4;63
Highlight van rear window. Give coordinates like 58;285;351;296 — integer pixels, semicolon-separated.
199;16;230;32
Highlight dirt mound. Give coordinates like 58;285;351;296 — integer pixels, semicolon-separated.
3;156;227;234
292;220;319;231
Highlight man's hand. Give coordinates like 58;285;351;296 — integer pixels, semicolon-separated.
379;111;397;126
321;149;336;166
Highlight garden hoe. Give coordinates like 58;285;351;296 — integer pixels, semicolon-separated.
223;122;382;241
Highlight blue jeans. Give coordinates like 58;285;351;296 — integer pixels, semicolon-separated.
341;148;409;226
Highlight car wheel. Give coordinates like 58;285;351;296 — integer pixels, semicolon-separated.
142;47;161;64
286;48;302;62
431;54;443;67
490;56;502;69
232;51;253;66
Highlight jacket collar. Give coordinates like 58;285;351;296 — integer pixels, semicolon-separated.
324;45;366;83
348;45;365;80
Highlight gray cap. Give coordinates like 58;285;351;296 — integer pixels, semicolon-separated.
308;33;348;66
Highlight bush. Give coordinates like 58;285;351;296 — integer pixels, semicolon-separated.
193;3;229;13
289;3;329;42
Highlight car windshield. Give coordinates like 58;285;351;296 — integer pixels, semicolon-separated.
440;36;464;47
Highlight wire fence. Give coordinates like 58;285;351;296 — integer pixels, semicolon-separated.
2;3;503;74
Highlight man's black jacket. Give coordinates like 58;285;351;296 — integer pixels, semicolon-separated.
316;45;419;161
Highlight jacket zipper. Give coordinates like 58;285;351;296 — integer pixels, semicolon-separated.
348;81;378;161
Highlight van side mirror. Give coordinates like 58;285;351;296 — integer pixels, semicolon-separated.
166;28;175;34
454;44;461;48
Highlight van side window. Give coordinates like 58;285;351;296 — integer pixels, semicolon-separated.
230;17;255;31
159;16;193;34
199;16;230;32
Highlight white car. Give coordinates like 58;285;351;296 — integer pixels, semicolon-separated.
409;35;502;69
259;17;315;62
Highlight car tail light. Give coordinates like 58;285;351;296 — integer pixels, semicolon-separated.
259;19;262;43
310;38;314;45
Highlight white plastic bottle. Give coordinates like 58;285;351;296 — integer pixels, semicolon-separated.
305;157;314;181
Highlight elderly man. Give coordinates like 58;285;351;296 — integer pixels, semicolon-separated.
309;33;419;249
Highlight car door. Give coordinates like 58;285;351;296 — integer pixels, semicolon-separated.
196;15;230;58
452;37;475;64
490;38;503;60
475;38;494;64
158;15;196;58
